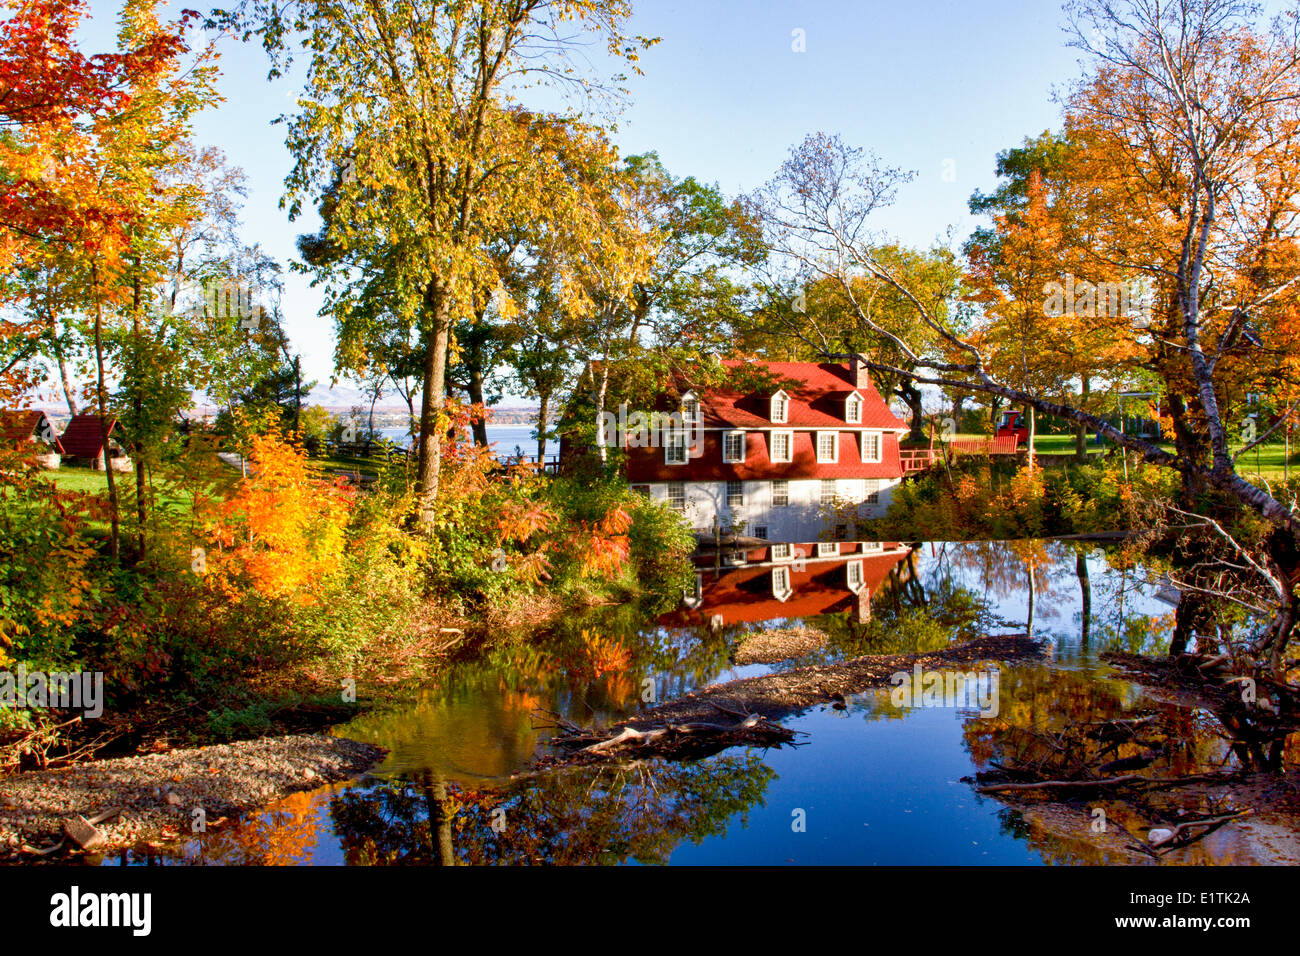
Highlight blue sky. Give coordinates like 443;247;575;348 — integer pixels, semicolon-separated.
80;0;1082;399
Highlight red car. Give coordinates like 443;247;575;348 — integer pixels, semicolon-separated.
996;410;1030;446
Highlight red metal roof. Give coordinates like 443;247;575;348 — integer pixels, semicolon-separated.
690;361;908;431
0;410;65;453
659;546;910;627
59;413;118;459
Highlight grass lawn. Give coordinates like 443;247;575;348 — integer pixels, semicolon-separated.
48;464;113;494
1029;433;1297;478
937;431;1299;479
47;464;200;528
316;452;409;476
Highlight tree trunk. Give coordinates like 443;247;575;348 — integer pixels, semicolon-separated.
536;391;550;462
90;264;119;560
49;320;79;417
131;273;146;559
422;771;457;866
468;365;488;448
1027;405;1037;471
1075;376;1090;462
1026;559;1036;640
416;280;452;524
1170;590;1207;657
1166;392;1207;503
897;378;925;442
596;356;611;464
293;356;302;435
1077;550;1091;647
950;391;965;433
1257;530;1300;669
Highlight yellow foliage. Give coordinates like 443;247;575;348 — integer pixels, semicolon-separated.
199;432;354;601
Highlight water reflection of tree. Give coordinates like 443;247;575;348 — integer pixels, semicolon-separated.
958;663;1297;862
181;790;326;866
342;605;739;777
328;755;776;865
814;545;1003;657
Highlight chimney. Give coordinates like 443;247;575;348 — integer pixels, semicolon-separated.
849;354;871;390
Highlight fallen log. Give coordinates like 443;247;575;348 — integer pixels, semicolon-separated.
603;634;1042;730
542;710;800;764
526;635;1039;770
1149;809;1252;855
975;770;1244;795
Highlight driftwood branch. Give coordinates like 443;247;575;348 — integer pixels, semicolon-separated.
540;711;801;765
975;770;1244;795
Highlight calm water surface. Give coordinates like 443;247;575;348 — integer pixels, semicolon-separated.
105;540;1296;865
378;423;540;460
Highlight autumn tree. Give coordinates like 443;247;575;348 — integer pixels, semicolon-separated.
0;0;192;408
1;0;217;558
553;152;762;460
743;241;961;441
749;1;1300;670
252;0;654;522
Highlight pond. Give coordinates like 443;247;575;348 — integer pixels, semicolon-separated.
107;540;1299;865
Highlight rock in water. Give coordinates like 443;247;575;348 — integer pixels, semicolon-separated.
1147;827;1175;846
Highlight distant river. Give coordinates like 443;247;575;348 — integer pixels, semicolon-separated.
377;423;542;459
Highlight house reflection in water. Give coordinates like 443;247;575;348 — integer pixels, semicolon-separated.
659;541;913;628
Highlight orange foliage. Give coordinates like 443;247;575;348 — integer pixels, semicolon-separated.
571;628;633;678
563;507;632;581
199;432;355;601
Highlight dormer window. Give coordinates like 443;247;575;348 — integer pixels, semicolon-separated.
770;390;789;424
816;431;839;463
861;431;881;463
772;565;792;601
681;390;701;424
846;392;862;424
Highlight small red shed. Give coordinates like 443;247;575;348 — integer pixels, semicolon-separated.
0;409;66;454
59;412;127;465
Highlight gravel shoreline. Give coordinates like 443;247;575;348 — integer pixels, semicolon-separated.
0;734;386;861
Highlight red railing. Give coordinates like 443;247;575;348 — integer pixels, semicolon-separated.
898;448;938;473
899;436;1021;476
949;436;1020;456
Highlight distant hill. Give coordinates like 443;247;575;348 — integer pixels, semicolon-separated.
487;407;545;425
303;384;405;411
22;388;547;425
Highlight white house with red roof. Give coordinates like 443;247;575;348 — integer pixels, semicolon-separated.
660;541;913;628
618;356;910;540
